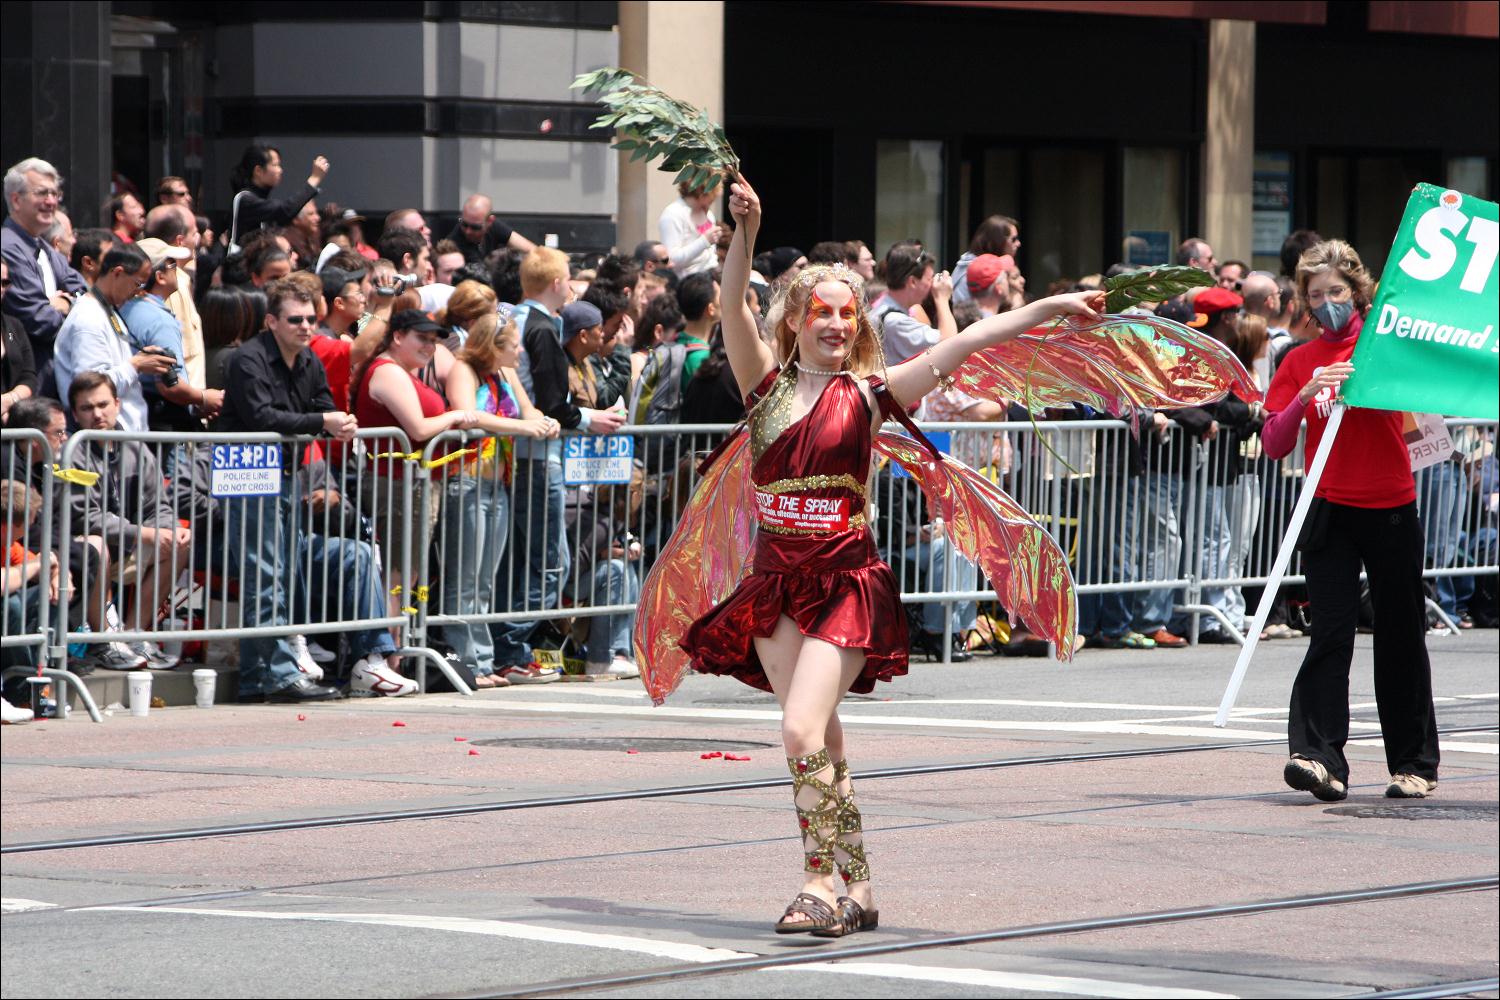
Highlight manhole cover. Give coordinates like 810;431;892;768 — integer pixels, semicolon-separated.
469;736;774;753
1325;804;1497;822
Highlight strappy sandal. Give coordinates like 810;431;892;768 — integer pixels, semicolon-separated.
774;892;838;934
811;896;879;937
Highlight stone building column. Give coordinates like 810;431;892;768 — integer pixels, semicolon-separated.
616;1;724;250
1204;18;1255;264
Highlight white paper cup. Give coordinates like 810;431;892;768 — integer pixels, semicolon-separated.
128;671;152;717
192;669;216;708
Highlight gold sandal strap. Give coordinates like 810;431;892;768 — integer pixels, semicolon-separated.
788;748;832;778
833;758;850;782
804;849;834;873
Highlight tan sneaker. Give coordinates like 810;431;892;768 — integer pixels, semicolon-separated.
1283;755;1348;801
1385;773;1437;798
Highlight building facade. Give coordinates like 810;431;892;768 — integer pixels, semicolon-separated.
3;1;1496;280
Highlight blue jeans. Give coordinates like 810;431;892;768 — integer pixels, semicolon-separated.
226;484;396;697
1418;462;1468;617
437;474;510;676
904;535;978;635
584;557;640;663
1079;475;1139;638
1133;472;1183;633
1173;482;1235;635
491;457;569;666
1223;473;1262;629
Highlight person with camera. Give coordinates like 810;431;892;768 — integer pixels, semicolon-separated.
119;238;224;430
53;243;176;432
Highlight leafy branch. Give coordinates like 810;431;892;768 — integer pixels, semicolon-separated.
572;67;739;192
1103;265;1214;313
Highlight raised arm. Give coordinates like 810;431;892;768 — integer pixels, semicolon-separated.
883;290;1105;407
721;176;776;399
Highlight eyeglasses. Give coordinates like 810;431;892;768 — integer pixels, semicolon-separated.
155;261;177;274
164;189;190;198
280;315;317;326
459;219;486;232
654;256;671;265
28;187;60;200
1305;283;1352;307
410;332;443;345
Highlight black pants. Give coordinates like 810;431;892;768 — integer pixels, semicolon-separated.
1288;501;1439;783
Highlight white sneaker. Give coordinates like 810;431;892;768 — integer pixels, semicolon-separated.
350;657;417;697
128;641;179;670
305;639;337;664
289;634;325;682
1;697;33;724
584;656;639;679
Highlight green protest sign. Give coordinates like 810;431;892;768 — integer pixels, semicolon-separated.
1344;183;1498;420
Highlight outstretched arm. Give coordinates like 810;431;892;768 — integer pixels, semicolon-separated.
883;291;1106;406
720;176;776;399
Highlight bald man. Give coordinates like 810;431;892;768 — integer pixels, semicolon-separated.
143;203;206;389
446;193;535;264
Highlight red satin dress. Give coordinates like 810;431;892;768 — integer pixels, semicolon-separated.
682;368;909;693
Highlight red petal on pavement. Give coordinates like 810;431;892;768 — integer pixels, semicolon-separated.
707;751;723;758
296;714;306;721
468;748;480;756
725;754;751;761
392;721;406;727
454;737;468;742
700;753;714;759
626;749;640;754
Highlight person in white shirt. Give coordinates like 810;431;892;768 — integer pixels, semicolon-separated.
52;243;174;431
658;178;726;278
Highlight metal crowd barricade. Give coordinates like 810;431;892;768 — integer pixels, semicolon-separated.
48;426;442;716
0;428;93;719
26;413;1495;720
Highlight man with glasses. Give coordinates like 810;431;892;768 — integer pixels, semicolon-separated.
53;243;175;433
2;157;87;370
632;240;672;273
217;278;399;702
156;176;193;211
119;238;223;429
446;193;535;265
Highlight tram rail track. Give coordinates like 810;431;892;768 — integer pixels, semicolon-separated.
4;724;1495;855
441;876;1499;999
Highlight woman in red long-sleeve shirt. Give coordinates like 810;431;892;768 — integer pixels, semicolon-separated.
1260;240;1439;803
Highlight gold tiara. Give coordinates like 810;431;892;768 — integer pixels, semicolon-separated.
786;262;863;295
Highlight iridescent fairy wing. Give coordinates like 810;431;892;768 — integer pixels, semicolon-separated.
953;312;1262;422
633;430;757;705
874;430;1077;659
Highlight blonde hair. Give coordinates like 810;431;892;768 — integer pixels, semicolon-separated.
455;312;515;378
439;280;497;331
746;263;893;425
1295;239;1374;311
519;247;569;298
765;264;883;377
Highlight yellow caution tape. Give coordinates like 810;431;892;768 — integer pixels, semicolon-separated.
414;585;430;603
369;451;423;462
422;447;477;469
52;465;100;487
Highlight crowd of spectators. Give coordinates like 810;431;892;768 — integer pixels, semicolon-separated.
2;150;1495;720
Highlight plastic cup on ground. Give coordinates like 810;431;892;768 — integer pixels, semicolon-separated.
128;672;153;717
192;669;216;708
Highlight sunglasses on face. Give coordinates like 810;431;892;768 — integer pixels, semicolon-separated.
280;315;317;326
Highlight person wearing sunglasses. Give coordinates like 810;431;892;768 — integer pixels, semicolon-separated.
446;193;535;265
52;243;175;432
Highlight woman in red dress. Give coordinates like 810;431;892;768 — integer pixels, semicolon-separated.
690;177;1104;936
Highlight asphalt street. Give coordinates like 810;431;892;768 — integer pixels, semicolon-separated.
2;628;1496;998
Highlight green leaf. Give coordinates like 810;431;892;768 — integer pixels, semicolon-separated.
1103;265;1215;312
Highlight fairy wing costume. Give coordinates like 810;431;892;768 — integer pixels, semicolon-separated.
633;313;1261;705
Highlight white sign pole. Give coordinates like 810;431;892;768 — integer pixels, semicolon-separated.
1215;403;1346;727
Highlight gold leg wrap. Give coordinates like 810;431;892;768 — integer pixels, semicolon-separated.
788;749;838;874
831;757;870;884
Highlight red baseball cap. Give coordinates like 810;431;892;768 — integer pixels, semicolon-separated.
1188;286;1244;327
965;253;1015;294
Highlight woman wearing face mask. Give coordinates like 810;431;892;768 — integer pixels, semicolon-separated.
1260;240;1439;804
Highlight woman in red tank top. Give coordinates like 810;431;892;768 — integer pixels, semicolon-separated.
349;309;476;696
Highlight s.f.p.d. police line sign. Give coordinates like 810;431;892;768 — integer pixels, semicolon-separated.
211;444;283;496
563;435;634;484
